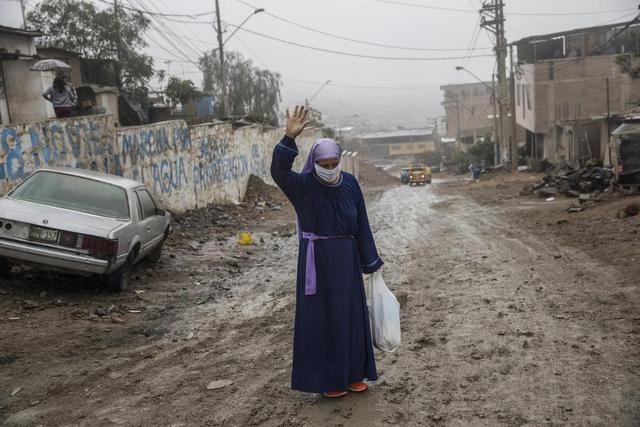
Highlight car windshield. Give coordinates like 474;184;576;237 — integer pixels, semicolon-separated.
10;171;129;219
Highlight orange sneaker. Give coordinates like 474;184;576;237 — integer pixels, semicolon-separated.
323;389;348;398
348;381;368;392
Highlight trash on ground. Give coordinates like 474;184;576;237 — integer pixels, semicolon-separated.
238;231;252;246
206;379;233;390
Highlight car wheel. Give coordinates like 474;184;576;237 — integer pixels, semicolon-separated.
147;242;163;264
0;257;11;278
106;259;131;292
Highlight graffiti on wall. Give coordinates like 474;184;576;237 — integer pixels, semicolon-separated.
1;115;327;212
0;115;115;186
116;122;191;196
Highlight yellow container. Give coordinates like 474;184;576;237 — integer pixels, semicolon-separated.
238;231;252;246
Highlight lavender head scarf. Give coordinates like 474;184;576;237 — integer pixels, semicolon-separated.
300;138;341;175
296;138;342;240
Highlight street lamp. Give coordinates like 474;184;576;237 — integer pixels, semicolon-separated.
223;8;265;46
214;6;265;119
307;80;332;105
455;65;500;166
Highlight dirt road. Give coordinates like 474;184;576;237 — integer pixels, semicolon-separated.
1;177;639;426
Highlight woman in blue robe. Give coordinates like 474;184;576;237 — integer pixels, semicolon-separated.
270;106;383;398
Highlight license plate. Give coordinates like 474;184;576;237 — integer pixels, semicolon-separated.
29;226;59;243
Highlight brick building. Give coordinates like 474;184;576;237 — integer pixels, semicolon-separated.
514;21;640;166
440;81;495;149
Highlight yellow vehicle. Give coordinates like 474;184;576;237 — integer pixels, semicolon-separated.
408;164;431;186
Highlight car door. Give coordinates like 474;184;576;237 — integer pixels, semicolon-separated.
134;188;164;256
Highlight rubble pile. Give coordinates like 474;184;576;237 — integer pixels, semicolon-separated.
521;164;615;199
358;161;400;187
169;175;291;245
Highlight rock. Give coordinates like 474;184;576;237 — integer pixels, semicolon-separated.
189;241;200;251
22;300;40;310
539;187;558;197
578;194;591;204
10;387;22;396
95;307;107;317
566;205;585;213
622;203;640;218
206;379;233;390
39;291;47;298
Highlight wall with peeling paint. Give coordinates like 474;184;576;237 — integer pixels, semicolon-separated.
0;116;358;213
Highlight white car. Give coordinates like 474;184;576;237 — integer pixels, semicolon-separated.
0;167;171;291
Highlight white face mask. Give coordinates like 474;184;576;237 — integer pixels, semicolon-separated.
314;162;342;183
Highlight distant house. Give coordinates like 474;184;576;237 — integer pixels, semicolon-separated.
357;129;436;161
514;20;640;166
0;25;46;124
440;81;494;147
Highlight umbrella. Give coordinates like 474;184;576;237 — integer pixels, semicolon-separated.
30;59;71;71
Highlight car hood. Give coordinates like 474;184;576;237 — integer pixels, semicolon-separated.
0;197;128;237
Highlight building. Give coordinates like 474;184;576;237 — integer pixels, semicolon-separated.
0;28;122;125
357;129;436;162
514;21;640;166
440;81;495;148
0;25;46;124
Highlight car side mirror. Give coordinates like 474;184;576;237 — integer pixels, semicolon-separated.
155;208;166;216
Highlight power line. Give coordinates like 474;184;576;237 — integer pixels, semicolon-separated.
230;25;494;61
283;76;435;90
93;0;214;18
461;16;483;70
229;35;438;91
135;0;207;56
554;14;640;73
374;0;637;16
235;0;492;52
127;0;204;62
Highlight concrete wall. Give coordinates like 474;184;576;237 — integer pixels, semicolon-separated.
0;32;38;57
517;54;640;164
2;59;54;123
1;115;357;213
441;82;494;140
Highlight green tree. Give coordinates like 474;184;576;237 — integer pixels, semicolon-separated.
165;77;201;106
199;50;282;125
27;0;154;106
467;136;495;166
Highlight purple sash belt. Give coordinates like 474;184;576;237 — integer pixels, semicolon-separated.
301;232;352;296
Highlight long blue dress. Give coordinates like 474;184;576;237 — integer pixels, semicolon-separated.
271;135;383;393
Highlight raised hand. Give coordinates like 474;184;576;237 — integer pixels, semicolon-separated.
285;105;310;139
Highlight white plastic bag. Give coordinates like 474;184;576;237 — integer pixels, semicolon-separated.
366;271;401;352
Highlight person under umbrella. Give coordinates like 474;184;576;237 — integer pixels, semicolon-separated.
270;105;383;398
42;76;77;118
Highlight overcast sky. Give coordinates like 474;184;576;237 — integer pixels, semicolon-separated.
2;0;638;128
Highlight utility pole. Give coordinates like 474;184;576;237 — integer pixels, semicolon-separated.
19;0;27;29
456;95;462;152
214;0;230;119
606;76;612;165
509;45;518;168
481;0;508;165
113;0;122;89
491;74;499;165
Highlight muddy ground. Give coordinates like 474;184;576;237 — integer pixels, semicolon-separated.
1;165;639;426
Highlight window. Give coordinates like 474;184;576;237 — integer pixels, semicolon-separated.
136;189;157;219
525;85;532;111
9;171;129;219
516;84;521;106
